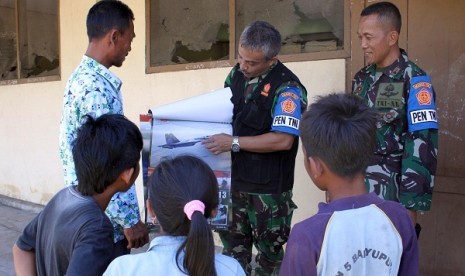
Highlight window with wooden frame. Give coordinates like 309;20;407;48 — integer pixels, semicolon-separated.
0;0;60;85
146;0;349;73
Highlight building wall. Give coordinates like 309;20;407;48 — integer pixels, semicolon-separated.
0;0;346;225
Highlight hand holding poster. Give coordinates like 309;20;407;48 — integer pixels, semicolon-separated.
140;88;233;230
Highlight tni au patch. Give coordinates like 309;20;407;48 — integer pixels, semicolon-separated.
375;82;404;109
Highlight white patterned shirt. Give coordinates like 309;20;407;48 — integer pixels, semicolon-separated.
59;55;140;243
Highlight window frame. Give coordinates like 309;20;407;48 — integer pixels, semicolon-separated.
145;0;350;74
0;0;61;86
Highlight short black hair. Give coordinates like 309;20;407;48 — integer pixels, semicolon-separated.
86;0;134;41
300;93;376;178
148;155;219;276
361;1;402;33
73;114;142;196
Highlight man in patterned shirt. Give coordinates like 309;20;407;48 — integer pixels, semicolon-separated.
204;21;307;275
59;0;148;257
352;1;438;237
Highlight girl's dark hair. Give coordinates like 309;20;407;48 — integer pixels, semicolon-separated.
72;114;142;196
148;155;219;276
86;0;134;41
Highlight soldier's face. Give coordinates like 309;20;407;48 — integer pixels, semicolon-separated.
357;14;395;68
237;45;276;79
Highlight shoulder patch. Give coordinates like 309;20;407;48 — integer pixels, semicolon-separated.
281;98;297;114
407;75;438;131
272;87;303;136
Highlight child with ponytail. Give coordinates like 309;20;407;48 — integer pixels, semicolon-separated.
104;155;245;276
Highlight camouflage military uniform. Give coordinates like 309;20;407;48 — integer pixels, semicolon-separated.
220;62;307;276
221;191;296;275
352;49;438;211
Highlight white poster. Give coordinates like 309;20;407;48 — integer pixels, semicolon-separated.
140;87;233;230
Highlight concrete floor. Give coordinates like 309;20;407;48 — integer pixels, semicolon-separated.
0;194;228;275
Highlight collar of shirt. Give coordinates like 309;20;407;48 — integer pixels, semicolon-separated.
317;192;383;214
147;235;187;252
82;55;122;91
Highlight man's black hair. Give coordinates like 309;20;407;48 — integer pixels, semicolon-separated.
361;1;402;33
86;0;134;41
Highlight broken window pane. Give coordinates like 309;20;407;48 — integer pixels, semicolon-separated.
0;0;17;81
236;0;344;55
0;0;59;83
18;0;59;78
149;0;229;66
147;0;345;71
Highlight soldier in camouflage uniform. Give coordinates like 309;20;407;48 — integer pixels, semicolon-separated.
352;1;438;235
204;21;307;275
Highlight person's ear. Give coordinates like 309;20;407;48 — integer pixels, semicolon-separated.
146;200;157;222
388;30;399;46
120;167;135;186
309;156;323;179
267;56;278;67
210;207;218;218
146;200;153;215
109;29;119;45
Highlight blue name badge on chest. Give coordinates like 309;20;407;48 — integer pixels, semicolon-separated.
407;75;438;132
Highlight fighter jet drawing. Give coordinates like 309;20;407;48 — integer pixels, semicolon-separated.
158;133;209;149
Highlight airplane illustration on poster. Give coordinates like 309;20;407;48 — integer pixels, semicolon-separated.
158;133;210;149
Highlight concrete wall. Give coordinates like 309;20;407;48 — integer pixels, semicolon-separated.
0;0;346;225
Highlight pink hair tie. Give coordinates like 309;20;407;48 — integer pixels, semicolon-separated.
183;200;205;220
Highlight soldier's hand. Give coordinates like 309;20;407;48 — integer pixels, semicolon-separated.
202;133;232;155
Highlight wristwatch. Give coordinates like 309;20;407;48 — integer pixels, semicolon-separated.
231;136;240;152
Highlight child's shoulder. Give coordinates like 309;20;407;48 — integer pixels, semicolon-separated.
293;211;333;236
375;199;413;225
377;198;409;213
215;253;246;276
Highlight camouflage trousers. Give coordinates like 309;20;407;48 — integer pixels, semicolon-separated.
218;190;297;276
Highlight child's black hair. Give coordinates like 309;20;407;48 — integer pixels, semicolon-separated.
72;113;142;195
300;93;376;177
